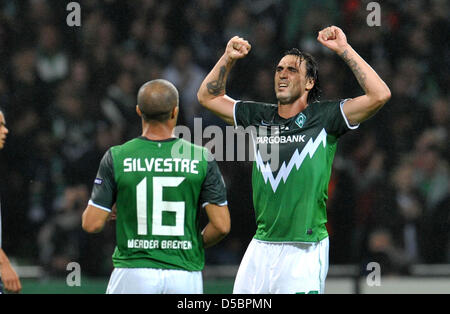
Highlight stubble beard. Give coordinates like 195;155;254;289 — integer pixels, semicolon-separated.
276;92;301;105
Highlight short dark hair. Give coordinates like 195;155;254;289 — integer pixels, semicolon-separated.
283;48;321;104
137;79;179;122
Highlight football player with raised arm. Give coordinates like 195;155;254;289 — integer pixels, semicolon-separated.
197;26;390;294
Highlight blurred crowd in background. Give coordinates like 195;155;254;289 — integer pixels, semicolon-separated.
0;0;448;277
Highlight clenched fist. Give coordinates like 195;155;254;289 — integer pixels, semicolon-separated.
225;36;251;61
317;26;349;54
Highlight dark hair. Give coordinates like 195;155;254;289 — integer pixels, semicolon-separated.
283;48;321;104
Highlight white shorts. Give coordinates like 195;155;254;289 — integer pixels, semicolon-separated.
106;268;203;294
233;237;329;294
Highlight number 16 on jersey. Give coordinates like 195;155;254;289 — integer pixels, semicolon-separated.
136;176;186;236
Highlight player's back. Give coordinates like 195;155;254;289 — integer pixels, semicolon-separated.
109;137;210;271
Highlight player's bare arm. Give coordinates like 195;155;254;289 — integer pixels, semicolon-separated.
82;204;111;233
197;36;251;125
202;204;230;248
0;248;22;293
317;26;391;125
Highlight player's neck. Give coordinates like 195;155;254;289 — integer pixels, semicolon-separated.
141;122;175;141
277;97;308;119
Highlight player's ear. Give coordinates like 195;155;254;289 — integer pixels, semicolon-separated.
136;105;142;117
171;106;179;119
305;77;315;91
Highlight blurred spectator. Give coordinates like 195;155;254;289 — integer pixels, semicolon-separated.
428;185;450;263
242;67;277;103
414;133;449;212
162;45;210;129
27;131;65;238
362;228;410;276
51;90;96;163
65;120;123;188
82;13;119;98
145;19;172;66
68;59;91;101
428;97;449;160
326;155;357;264
285;0;339;49
100;71;138;140
35;24;69;86
223;3;253;41
37;184;89;276
384;158;424;264
249;18;278;65
185;0;223;69
9;48;50;114
123;18;147;56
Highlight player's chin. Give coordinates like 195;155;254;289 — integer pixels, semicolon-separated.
276;93;296;105
276;91;288;101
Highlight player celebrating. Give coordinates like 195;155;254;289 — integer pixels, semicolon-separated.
197;26;391;293
0;108;22;293
82;79;230;294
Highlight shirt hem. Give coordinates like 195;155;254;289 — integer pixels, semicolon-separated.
112;261;203;272
253;233;329;244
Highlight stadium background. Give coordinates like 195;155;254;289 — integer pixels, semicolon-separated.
0;0;448;293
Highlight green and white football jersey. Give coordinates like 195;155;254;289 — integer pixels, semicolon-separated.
89;137;227;271
234;99;358;242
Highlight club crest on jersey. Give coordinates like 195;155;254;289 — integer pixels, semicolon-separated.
295;113;306;128
94;178;103;185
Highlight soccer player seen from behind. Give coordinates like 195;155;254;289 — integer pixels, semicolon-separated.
197;26;391;294
82;79;230;294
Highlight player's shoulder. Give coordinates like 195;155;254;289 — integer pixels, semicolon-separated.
235;100;278;123
310;99;341;108
109;137;139;153
307;99;342;114
236;100;277;109
177;138;204;151
176;138;212;161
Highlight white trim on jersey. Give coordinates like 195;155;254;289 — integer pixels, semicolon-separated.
340;98;360;130
202;201;228;208
88;200;112;212
232;100;239;128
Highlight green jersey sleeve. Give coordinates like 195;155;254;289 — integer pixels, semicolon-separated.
199;151;227;207
88;149;117;212
319;99;359;137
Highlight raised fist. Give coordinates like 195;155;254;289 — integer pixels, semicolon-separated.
317;26;349;54
225;36;251;60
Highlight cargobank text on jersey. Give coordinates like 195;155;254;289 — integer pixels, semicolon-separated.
256;134;307;144
123;157;199;174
